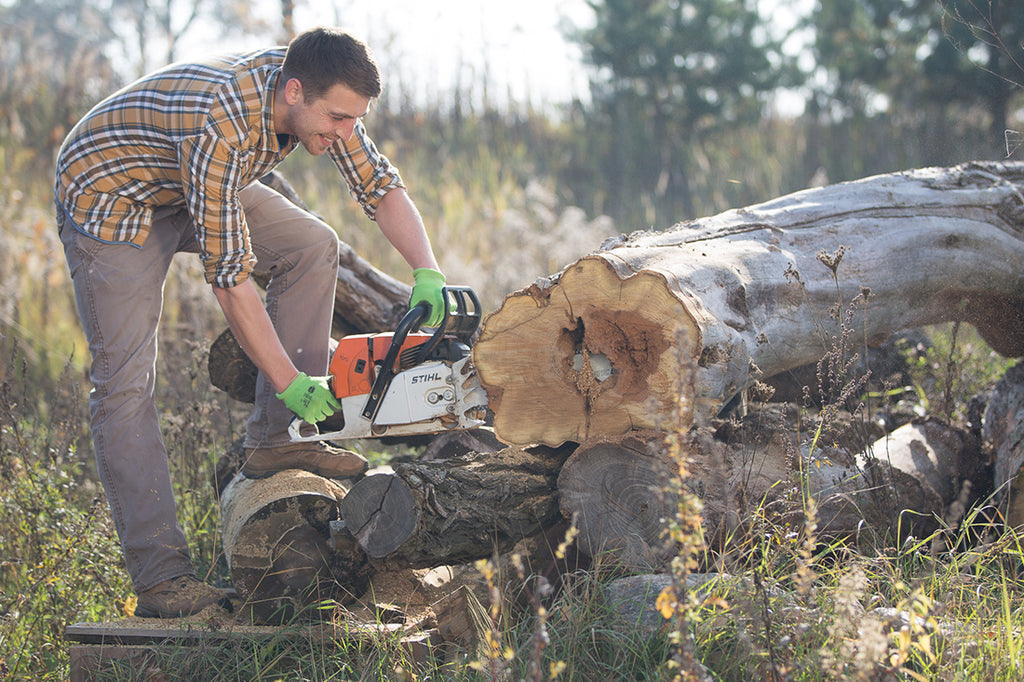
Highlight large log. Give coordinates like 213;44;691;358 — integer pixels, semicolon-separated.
473;162;1024;447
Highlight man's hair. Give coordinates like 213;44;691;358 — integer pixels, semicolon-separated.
281;27;381;101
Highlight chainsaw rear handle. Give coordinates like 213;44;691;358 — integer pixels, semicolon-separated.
361;286;481;422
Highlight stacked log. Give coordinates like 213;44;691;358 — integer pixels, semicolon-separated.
210;163;1024;587
220;470;371;623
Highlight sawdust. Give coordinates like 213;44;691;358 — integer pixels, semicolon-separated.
344;566;468;625
120;602;236;629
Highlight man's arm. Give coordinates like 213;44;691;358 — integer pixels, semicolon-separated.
212;279;298;393
373;188;440;271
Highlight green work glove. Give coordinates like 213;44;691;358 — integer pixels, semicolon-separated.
409;267;447;327
276;372;341;423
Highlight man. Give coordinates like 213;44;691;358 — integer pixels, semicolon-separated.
54;27;448;618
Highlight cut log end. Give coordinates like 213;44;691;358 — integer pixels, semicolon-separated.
557;434;680;570
473;257;699;446
341;473;418;558
220;471;370;623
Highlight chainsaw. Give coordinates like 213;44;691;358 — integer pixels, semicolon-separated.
288;286;489;443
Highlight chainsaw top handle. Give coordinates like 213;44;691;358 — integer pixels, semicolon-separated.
361;286;481;422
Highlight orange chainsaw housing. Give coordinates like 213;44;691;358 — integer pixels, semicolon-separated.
328;331;434;399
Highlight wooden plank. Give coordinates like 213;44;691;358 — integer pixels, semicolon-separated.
65;620;402;645
67;621;441;679
68;644;159;682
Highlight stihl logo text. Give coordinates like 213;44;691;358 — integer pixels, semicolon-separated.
411;373;442;384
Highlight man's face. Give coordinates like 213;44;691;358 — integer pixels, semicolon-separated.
279;79;370;156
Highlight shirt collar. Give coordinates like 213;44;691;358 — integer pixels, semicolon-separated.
262;67;296;155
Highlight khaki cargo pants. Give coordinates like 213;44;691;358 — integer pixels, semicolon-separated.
57;182;339;593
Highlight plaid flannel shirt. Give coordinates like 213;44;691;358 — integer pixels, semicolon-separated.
55;48;404;287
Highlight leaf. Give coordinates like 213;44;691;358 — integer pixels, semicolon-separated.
656;586;677;619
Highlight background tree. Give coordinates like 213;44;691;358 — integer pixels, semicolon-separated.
810;0;1022;165
109;0;277;76
566;0;793;227
936;0;1024;143
0;0;118;171
0;0;285;175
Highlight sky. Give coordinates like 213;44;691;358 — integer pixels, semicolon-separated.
177;0;597;111
317;1;597;109
181;0;811;114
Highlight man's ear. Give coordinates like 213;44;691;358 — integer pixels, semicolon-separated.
283;78;304;105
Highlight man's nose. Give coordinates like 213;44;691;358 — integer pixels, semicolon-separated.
336;119;357;141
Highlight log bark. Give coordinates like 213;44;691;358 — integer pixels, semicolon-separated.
983;360;1024;528
339;443;576;567
557;413;983;570
473;161;1024;447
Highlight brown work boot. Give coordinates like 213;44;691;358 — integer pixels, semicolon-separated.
241;441;368;480
134;575;232;619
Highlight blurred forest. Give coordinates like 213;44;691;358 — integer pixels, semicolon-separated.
0;0;1022;362
2;0;1021;223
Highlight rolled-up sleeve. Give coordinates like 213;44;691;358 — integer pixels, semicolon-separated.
328;121;405;219
179;134;256;287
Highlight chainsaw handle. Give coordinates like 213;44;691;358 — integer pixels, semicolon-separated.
361;301;430;421
361;286;481;423
410;286;480;365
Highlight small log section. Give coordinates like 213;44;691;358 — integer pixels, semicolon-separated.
983;360;1024;528
340;441;576;568
221;469;372;623
473;161;1024;447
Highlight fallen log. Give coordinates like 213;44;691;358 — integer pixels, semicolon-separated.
339;442;576;567
220;413;981;589
983;360;1024;528
473;161;1024;447
557;413;984;570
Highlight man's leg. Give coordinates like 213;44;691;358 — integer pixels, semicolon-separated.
58;205;196;593
238;182;341;448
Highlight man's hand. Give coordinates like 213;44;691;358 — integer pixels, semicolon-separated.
277;372;341;423
410;267;447;327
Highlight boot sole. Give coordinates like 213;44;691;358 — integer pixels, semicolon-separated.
134;596;232;619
